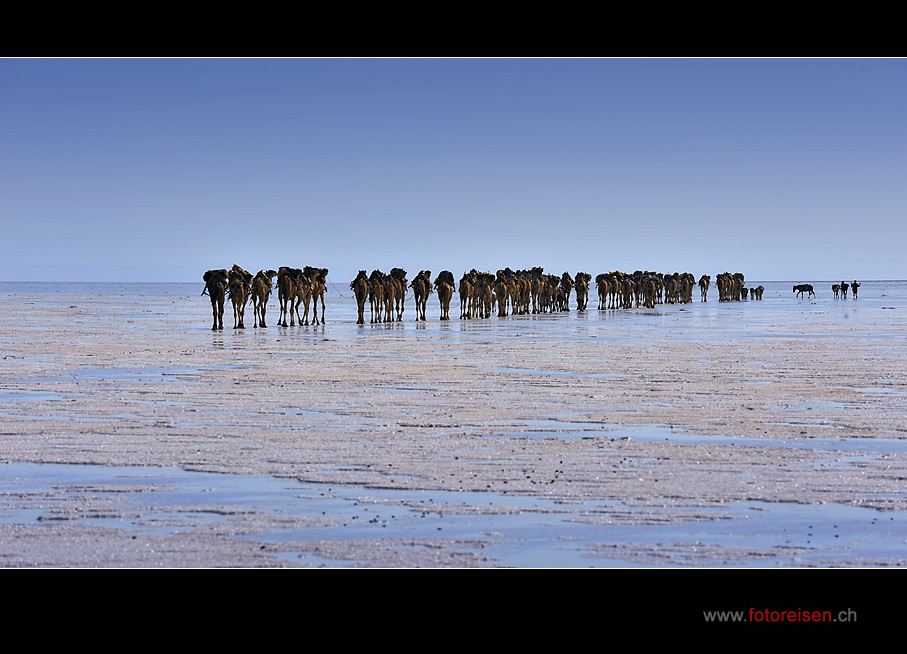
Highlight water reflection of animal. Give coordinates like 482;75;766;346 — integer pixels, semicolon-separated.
793;284;815;298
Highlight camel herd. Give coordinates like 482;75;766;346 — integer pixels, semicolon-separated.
202;264;327;330
202;266;766;329
208;264;866;329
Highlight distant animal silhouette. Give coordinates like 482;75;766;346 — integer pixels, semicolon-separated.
350;270;369;325
202;269;229;330
793;284;815;298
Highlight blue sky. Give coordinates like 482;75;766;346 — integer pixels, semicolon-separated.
2;58;904;282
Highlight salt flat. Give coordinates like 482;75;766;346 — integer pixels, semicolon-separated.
1;280;905;567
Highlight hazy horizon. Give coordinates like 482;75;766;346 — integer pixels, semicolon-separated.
3;59;904;283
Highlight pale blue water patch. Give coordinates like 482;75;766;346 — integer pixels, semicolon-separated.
0;390;66;402
1;461;903;567
845;386;907;398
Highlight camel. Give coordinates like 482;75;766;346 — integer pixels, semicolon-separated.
717;272;745;302
292;271;314;326
793;284;815;298
680;273;695;304
434;271;455;320
664;274;678;304
574;273;591;311
202;269;228;330
381;273;397;323
475;272;494;319
351;270;369;325
410;270;432;321
304;266;328;324
494;269;515;317
459;272;474;320
368;270;386;324
603;272;627;309
621;276;635;310
276;267;300;327
699;275;710;302
512;270;530;315
559;273;574;311
250;269;277;328
595;274;609;310
227;264;253;329
529;267;544;314
390;268;408;321
640;275;659;309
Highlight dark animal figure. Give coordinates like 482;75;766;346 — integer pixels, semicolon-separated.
793;284;815;298
251;269;277;327
852;281;860;299
434;271;455;320
202;269;229;330
574;272;591;311
840;282;849;299
832;284;840;299
390;268;408;321
305;266;328;325
228;264;253;329
351;270;369;325
410;270;432;321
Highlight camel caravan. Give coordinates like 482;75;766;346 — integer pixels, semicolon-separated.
349;268;408;325
203;265;756;329
202;264;327;330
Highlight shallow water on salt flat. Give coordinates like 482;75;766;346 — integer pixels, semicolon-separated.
2;461;904;568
